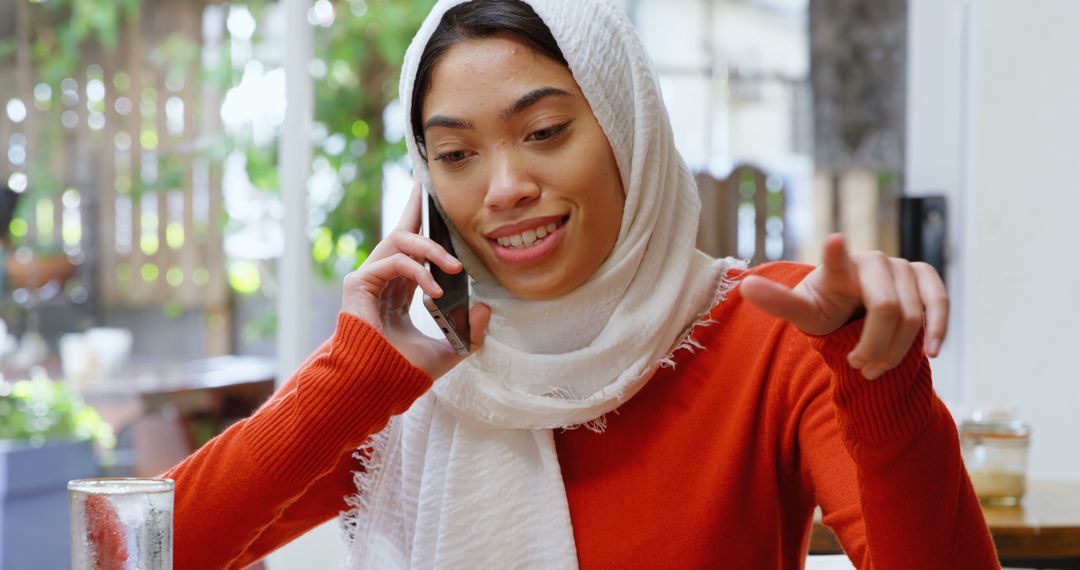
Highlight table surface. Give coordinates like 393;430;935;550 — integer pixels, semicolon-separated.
811;480;1080;561
77;355;277;398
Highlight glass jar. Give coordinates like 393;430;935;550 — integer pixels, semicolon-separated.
959;409;1030;507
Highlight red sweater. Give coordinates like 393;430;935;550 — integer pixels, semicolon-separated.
163;262;998;569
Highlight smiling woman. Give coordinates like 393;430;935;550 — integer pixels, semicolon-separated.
161;1;999;569
420;34;624;299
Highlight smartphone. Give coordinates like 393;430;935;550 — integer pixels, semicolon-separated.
422;187;471;356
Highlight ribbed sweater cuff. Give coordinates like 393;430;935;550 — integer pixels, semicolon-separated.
248;312;433;482
806;320;934;445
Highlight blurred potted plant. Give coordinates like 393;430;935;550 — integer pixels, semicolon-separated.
0;183;75;292
0;376;114;570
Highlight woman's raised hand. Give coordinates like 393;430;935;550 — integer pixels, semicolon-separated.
739;234;948;380
341;179;491;379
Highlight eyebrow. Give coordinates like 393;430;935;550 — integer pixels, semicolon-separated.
423;87;576;132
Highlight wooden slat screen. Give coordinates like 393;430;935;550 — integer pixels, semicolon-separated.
0;0;227;313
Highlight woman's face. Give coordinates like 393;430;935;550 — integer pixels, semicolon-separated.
421;35;624;300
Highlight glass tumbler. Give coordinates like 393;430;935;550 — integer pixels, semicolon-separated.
960;415;1030;506
69;478;174;570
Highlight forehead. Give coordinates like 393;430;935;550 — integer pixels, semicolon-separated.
423;35;581;116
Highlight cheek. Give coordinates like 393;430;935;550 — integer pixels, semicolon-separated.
579;147;624;235
431;174;482;233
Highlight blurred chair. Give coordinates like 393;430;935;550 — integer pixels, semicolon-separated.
696;164;788;265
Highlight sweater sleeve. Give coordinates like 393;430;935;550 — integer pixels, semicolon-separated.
796;320;998;569
161;313;433;570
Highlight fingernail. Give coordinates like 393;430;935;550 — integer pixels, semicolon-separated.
926;339;941;356
862;367;882;380
848;354;866;369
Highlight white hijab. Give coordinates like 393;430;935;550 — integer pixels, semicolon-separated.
341;1;741;567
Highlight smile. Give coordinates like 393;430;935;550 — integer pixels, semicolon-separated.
496;221;559;249
486;215;569;266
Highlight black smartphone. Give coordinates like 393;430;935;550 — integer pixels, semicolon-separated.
422;187;471;356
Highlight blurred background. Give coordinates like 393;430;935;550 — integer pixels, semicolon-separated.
0;0;1077;568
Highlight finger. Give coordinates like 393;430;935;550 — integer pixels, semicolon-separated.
386;230;462;274
385;275;419;314
822;234;855;279
846;252;901;376
396;178;423;233
913;262;949;357
469;303;492;349
359;253;443;300
872;259;924;376
740;275;821;331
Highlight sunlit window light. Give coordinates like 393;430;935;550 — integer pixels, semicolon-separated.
166;97;185;135
61;110;79;129
9;218;28;239
86;79;106;104
63;201;82;247
166;267;184;287
166;223;185;250
141;193;160;255
36;199;55;246
141;262;160;283
308;0;336;27
226;5;256;40
228;260;261;293
115;196;133;255
5;99;27;123
737;202;756;260
7;173;28;193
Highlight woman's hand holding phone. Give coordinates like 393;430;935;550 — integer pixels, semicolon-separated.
341;179;491;379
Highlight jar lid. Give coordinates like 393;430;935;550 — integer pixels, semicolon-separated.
959;418;1030;437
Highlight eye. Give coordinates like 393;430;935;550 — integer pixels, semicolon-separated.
434;150;472;164
527;122;570;142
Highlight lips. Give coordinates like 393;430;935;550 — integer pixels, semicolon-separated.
485;214;567;239
486;215;569;266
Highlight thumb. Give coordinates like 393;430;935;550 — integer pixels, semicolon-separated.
468;303;492;350
740;275;817;327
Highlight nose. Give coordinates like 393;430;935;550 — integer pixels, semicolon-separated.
483;150;540;210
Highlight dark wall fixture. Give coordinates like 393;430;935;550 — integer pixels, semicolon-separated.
899;195;947;283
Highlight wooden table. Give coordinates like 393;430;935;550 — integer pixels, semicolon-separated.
76;356;278;476
811;481;1080;569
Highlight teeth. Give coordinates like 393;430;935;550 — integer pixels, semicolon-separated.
494;221;563;249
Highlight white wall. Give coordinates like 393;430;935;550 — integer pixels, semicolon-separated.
963;0;1080;481
906;0;970;407
910;0;1080;482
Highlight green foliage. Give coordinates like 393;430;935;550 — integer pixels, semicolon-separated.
0;379;115;449
26;0;141;85
239;0;436;280
8;0;437;288
302;0;436;280
0;39;15;60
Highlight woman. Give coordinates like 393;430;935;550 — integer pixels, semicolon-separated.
166;0;997;568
